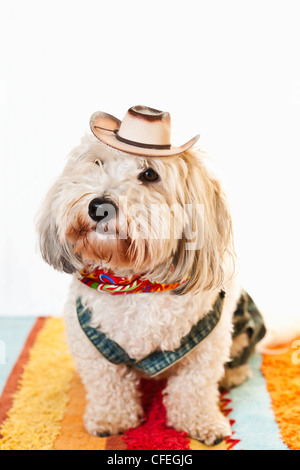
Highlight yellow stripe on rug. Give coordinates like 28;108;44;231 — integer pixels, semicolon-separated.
0;318;74;450
189;438;228;450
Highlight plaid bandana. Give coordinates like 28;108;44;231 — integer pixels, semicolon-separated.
79;268;188;295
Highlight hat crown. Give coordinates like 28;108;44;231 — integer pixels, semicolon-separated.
128;105;166;120
118;105;171;147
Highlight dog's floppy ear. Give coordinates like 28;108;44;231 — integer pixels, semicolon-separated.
36;184;80;274
171;149;235;295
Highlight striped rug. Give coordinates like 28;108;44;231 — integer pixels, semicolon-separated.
0;316;298;450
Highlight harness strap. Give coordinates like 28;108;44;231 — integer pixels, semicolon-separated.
76;291;225;377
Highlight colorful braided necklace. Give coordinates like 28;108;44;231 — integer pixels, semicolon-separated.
79;268;188;295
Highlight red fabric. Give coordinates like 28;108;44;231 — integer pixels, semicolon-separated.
123;379;190;450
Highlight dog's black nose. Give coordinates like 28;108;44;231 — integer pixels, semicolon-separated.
88;198;117;223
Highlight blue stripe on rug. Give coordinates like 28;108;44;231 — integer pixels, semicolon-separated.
228;353;289;450
0;317;37;395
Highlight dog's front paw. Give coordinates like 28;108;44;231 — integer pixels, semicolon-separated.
84;404;142;437
188;412;231;447
167;406;231;447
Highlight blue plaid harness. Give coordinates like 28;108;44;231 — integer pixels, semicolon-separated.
76;290;266;377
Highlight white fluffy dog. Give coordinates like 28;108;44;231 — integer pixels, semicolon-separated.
37;106;264;446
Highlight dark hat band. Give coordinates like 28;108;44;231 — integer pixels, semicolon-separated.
115;131;171;150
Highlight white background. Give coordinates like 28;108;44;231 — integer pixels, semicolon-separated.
0;1;299;329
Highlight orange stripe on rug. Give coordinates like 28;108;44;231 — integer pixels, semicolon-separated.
106;436;127;450
53;372;107;450
0;317;46;436
261;337;300;450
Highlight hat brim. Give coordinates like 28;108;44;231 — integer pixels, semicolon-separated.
90;111;200;157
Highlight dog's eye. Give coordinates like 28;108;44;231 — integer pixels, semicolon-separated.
139;168;160;183
94;159;102;166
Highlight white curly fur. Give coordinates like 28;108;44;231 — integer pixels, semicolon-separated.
37;133;247;445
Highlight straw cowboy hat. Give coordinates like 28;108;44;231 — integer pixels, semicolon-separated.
90;105;200;157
